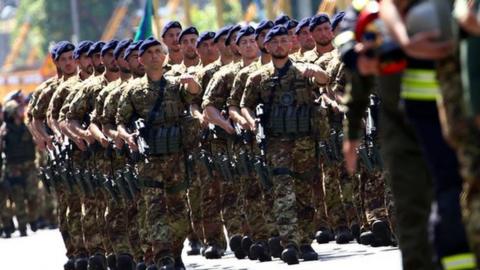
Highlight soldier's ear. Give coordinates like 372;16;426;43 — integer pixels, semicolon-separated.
138;55;145;66
264;42;272;54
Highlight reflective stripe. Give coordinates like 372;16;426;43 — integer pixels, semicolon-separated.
401;68;440;101
441;253;477;270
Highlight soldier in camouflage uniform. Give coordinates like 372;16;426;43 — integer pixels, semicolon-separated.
101;40;146;269
164;26;204;256
89;39;138;270
116;37;201;269
240;25;329;265
47;40;97;270
0;100;36;237
65;40;122;270
161;21;183;72
187;26;233;259
302;14;360;244
203;25;265;260
30;41;82;270
284;19;301;55
291;17;315;61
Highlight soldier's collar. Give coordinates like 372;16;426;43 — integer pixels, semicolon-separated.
274;59;292;77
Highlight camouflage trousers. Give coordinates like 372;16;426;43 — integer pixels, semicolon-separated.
312;165;329;231
137;154;190;265
189;146;225;248
211;140;247;238
265;137;318;247
437;50;480;263
356;167;389;227
80;153;109;255
323;161;359;230
102;154;134;257
232;140;274;242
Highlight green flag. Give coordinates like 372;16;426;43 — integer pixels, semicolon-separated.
134;0;153;41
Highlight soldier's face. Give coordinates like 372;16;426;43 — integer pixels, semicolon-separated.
92;53;105;73
163;28;182;52
311;23;333;46
140;45;166;71
117;50;131;73
256;29;270;53
237;35;258;60
180;34;199;60
77;53;93;75
102;50;120;73
297;27;315;51
288;29;300;53
197;39;219;65
56;51;77;76
265;35;291;59
127;51;145;77
228;32;241;57
215;36;232;57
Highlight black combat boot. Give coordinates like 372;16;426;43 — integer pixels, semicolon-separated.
359;231;374;245
315;227;333;244
174;257;185;270
241;236;254;260
335;226;353;244
19;225;27;237
88;253;107;270
186;239;202;256
116;253;135;270
351;223;361;241
299;244;318;261
106;253;117;270
229;234;246;259
135;261;147;270
74;255;88;270
30;220;38;232
370;220;392;247
204;243;223;259
157;256;175;270
267;236;283;258
281;244;299;265
249;240;271;262
64;257;75;270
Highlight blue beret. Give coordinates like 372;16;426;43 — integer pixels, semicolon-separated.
225;24;242;46
178;26;199;43
309;13;331;31
114;39;132;59
255;20;274;39
54;41;75;60
87;41;105;56
101;40;119;56
274;14;291;26
264;25;288;44
139;36;161;56
295;17;311;34
235;26;255;45
285;19;299;31
74;40;93;59
161;21;182;37
50;43;58;57
124;40;143;60
196;31;216;47
214;25;232;43
331;11;346;31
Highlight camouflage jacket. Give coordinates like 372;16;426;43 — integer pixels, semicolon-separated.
116;74;196;127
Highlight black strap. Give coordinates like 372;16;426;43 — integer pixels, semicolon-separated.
146;77;167;128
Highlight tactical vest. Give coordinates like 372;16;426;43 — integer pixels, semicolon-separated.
144;80;185;156
262;69;314;138
4;123;35;164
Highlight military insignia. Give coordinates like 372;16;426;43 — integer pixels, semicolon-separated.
280;92;295;106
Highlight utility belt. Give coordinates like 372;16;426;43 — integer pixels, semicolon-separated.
144;125;182;156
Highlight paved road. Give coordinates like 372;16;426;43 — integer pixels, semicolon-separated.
0;228;402;269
